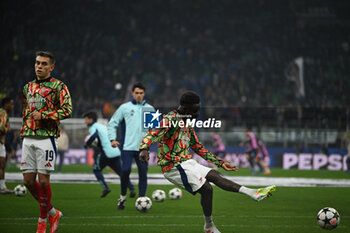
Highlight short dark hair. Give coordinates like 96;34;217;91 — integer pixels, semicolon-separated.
82;111;98;122
36;51;56;65
132;82;146;92
180;91;200;106
1;97;13;107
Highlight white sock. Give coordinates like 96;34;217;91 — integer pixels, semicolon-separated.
48;207;56;216
239;186;256;197
0;179;6;189
120;195;127;200
204;215;213;228
38;218;47;223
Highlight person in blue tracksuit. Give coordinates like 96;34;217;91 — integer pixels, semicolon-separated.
108;82;155;210
83;111;135;198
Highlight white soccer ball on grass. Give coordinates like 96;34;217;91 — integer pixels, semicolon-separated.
14;184;27;197
152;189;166;202
317;207;340;230
135;196;152;213
168;188;182;200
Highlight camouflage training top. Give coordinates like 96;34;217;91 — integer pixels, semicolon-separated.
139;110;224;173
0;108;10;144
21;77;72;138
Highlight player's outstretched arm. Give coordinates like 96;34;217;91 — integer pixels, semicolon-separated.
189;128;226;168
221;161;238;171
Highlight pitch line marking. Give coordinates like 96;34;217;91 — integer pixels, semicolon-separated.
6;173;350;187
0;215;349;221
0;222;347;229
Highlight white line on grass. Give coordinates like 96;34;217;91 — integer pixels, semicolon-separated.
0;215;348;221
6;173;350;187
0;222;347;229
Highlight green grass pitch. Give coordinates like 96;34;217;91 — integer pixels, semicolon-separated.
1;166;350;232
0;183;349;233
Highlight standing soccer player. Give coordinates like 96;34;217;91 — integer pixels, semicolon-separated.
83;111;135;198
244;127;260;174
139;91;276;233
108;82;155;210
0;97;15;194
20;51;72;233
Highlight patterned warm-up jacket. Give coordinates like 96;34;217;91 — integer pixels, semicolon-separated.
139;110;224;173
21;77;72;138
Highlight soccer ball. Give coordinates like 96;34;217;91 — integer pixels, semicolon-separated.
168;188;182;200
14;184;27;197
152;189;166;202
317;207;340;230
84;135;98;147
135;196;152;213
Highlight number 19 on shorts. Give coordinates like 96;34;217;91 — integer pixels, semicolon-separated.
45;150;55;162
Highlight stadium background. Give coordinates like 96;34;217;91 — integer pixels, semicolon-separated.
1;0;349;170
1;1;350;233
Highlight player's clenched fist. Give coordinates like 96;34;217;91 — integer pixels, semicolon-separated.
139;150;149;162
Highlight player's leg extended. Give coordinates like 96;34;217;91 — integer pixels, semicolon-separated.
110;157;135;195
206;170;276;202
93;153;110;197
206;170;241;192
134;150;148;197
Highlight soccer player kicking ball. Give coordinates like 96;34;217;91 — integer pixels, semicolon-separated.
20;51;72;233
139;91;276;233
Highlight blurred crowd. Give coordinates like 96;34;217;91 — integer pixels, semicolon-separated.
1;0;349;128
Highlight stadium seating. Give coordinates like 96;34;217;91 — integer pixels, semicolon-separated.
1;0;349;131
